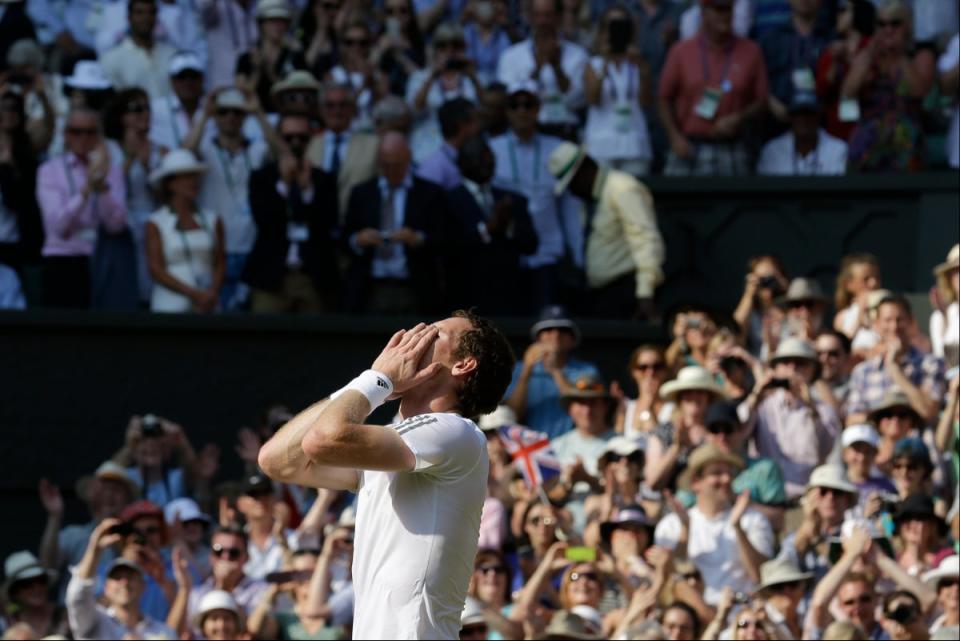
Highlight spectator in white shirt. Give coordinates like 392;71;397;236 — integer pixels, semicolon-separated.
236;474;298;581
150;51;211;150
654;443;774;605
496;0;588;138
94;0;208;69
99;0;178;100
757;90;848;176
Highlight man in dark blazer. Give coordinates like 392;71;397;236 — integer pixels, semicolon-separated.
445;136;538;316
342;132;447;314
243;114;340;312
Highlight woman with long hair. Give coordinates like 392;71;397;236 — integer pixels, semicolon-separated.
235;0;307;112
732;254;789;356
466;549;523;639
299;0;346;79
615;344;674;438
833;252;882;348
0;88;43;280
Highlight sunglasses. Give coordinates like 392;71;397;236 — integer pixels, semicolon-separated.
634;362;666;372
817;486;849;498
680;572;701;582
787;300;819;310
876;19;904;28
212;543;244;560
217;108;245;118
569;571;599;583
66;127;98;136
778;358;810;368
282;133;311;145
880;410;916;421
280;92;316;104
707;422;737;435
477;564;507;576
606;452;643;464
817;349;841;359
344;38;370;47
126;102;150;114
737;618;760;629
508;98;538;111
527;515;556;527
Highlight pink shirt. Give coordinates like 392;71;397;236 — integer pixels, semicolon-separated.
37;153;127;257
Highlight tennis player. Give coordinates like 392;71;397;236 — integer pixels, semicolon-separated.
258;310;514;639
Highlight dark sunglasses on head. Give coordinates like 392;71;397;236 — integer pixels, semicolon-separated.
477;564;507;576
569;571;599;583
212;543;244;560
217;108;245;118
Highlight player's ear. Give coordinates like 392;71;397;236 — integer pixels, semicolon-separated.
451;356;478;378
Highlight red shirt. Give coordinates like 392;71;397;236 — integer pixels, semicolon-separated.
658;34;769;139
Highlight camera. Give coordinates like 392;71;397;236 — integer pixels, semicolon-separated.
444;57;469;72
733;591;750;604
758;275;782;291
765;378;791;390
887;604;919;625
141;414;163;438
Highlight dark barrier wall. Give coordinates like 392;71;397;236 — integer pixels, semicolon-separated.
1;174;957;554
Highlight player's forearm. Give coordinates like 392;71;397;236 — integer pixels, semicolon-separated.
258;398;334;481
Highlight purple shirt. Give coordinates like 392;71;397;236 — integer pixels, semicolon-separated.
846;347;945;418
37;153;127;257
415;143;461;190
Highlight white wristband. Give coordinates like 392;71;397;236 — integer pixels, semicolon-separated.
329;370;394;410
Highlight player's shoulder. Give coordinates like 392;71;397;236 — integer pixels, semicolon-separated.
393;412;478;434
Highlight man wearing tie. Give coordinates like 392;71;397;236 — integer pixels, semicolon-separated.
306;83;378;218
342;132;447;314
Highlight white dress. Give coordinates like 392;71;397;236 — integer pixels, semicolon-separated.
147;206;218;313
583;57;652;173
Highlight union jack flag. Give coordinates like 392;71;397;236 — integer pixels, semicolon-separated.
498;425;561;489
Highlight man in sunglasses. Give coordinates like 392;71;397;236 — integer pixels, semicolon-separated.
243;113;340;313
187;524;268;624
816;329;853;408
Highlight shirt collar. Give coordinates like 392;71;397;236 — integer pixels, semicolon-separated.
591;165;609;200
326;129;351;143
379;173;413;192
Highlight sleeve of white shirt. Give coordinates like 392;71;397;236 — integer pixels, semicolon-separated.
741;509;774;557
65;572;106;639
561;44;589;111
496;46;522;86
394;413;485;479
653;512;681;550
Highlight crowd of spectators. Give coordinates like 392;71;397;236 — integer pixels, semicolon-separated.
1;240;958;640
0;0;957;316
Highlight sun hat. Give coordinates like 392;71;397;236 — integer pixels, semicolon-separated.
548;141;587;196
805;464;858;496
530;304;580;343
841;424;880;450
477;405;518;432
433;22;466;44
93;460;139;496
256;0;292;20
193;589;244;629
893;493;947;535
168;51;204;77
148;149;207;187
164;498;212;526
271;70;322;97
461;596;487;627
539;610;602;640
768;337;818;366
776;277;828;308
2;551;57;603
214;87;248;111
659;365;727;401
933;244;959;276
922;555;960;589
678;443;744;490
64;60;112;90
597;436;644;469
755;558;813;592
507;79;540;98
560;373;612;407
867;390;921;424
599;505;654;544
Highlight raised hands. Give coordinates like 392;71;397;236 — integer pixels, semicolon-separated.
39;478;64;518
371;322;443;396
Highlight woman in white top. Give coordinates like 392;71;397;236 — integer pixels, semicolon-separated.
931;244;960;369
833;252;882;353
583;5;653;176
615;344;675;439
145;150;225;313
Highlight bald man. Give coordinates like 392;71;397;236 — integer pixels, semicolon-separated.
342;133;449;314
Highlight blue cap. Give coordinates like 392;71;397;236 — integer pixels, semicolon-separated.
892;437;932;468
789;90;820;113
529;305;580;343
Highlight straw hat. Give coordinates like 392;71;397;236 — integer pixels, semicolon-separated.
560;373;612;407
93;460;140;497
867;390;920;424
149;149;207;187
271;70;322;97
934;244;959;276
214;88;248;111
768;338;820;375
805;464;858;496
923;555;960;589
538;611;602;640
776;277;828;308
548;142;587;196
659;366;726;401
678;443;744;489
755;558;813;592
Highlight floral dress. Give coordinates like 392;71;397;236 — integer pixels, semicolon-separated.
847;63;924;171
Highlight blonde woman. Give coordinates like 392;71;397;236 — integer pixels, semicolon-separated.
930;244;959;367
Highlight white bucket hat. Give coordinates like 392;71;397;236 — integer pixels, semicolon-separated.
64;60;112;90
659;365;726;401
3;551;57;602
214;88;248;111
548;141;587;196
842;424;880;450
149;149;207;187
256;0;292;20
923;555;959;589
164;497;212;526
271;70;322;97
193;590;243;629
756;558;813;592
805;464;858;496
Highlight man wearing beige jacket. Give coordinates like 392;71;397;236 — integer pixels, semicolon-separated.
548;142;665;320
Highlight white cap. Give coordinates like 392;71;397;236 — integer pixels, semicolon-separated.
256;0;292;20
506;79;539;97
569;605;603;635
64;61;112;90
169;51;204;76
164;498;211;526
214;88;248;111
193;590;243;629
842;424;880;450
149;148;207;186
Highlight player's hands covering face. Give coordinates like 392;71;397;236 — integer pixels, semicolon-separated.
372;322;444;397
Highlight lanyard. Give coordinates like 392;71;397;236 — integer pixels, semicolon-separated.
607;60;636;103
507;134;540;184
215;142;251;200
168;95;182;146
699;35;734;90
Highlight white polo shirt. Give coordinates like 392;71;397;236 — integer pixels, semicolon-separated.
352;412;489;640
756;129;849;176
99;37;177;100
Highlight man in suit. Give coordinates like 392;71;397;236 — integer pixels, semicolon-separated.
306;83;378;219
243;114;340;313
342;132;447;315
445;136;538;316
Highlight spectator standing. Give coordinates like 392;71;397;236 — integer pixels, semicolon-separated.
678;0;752;41
99;0;178;100
94;0;208;65
756;90;848;175
444;135;538;315
307;83;379;216
635;0;685;169
373;0;426;97
504;305;602;439
924;555;960;635
939;33;959;170
145;149;226;313
930;244;959;367
658;0;768;176
893;492;947;576
768;277;829;357
0;1;36;76
583;5;654;175
37;108;127;308
236;474;298;581
868;391;923;469
463;0;512;86
150;51;210;150
196;0;259;90
844;0;935;172
341;132;447;314
732;254;790;356
759;0;833;127
833;252;882;352
548;141;664;320
654;444;774;605
26;0;120;59
0;88;43;280
244;114;341;312
235;0;307;113
270;70;323;120
497;0;588;138
416;97;480;189
299;0;344;81
666;307;720;371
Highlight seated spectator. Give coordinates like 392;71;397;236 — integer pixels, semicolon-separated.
496;0;588;139
0;87;43;279
465;549;522;639
756;91;849;175
658;0;768;176
924;555;960;635
235;0;307;113
584;440;656;529
417;97;480;189
513;500;563;584
615;344;674;438
503;305;601;439
833;252;883;356
307;83;379;216
889;438;940;512
115;414;203;507
732;254;790;356
894;493;948;576
327;19;383;130
654;443;774;604
759;0;832;127
844;0;935;172
846;294;945;426
930;244;959;368
548;142;664;321
269;70;323;120
66;519;175;640
657;601;701;641
939;33;959;170
373;0;426;97
187;525;269;622
596;506;656;588
243;114;341;313
192;590;247;641
741;338;841;498
582;5;653;176
145;149;226;313
463;0;512;86
99;0;177;100
444;135;538;315
815;0;876;142
867;390;922;468
37;107;127;309
816;330;854;409
842;423;895;500
666;308;720;371
164;498;213;582
341;131;447;314
0;551;67;638
236;474;298;581
754;558;813;639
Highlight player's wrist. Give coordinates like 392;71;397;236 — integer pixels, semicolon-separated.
330;369;395;411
